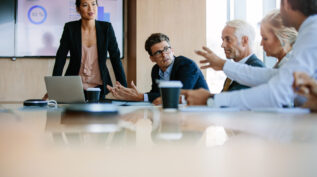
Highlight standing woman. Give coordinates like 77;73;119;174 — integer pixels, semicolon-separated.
52;0;127;100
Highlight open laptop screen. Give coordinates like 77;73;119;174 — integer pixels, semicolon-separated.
44;76;86;104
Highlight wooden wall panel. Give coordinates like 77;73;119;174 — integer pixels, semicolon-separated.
0;59;55;102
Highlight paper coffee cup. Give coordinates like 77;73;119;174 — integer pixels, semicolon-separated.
86;88;101;103
158;81;183;111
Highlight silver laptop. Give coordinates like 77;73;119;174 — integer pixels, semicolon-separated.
44;76;86;103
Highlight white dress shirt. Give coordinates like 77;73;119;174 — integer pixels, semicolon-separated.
214;14;317;109
224;54;254;86
223;52;292;87
223;52;292;88
274;51;292;69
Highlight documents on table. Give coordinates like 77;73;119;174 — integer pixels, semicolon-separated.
180;106;310;114
251;107;310;114
179;106;240;112
112;101;153;106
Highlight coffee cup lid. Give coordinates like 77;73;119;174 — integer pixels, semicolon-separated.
87;88;101;91
158;81;183;88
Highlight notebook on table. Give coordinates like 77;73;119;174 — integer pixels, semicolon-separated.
44;76;86;104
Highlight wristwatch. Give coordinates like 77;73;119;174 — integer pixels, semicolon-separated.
207;94;215;107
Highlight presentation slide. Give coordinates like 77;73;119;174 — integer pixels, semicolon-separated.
15;0;123;57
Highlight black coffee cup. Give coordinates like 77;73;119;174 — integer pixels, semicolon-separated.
158;81;183;111
86;88;101;103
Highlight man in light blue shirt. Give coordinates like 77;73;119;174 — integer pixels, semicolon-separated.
159;60;174;81
183;0;317;110
143;59;175;102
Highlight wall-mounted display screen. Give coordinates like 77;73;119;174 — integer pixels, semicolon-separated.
0;0;15;57
0;0;124;58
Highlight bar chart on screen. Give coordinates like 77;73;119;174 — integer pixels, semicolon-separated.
98;6;111;22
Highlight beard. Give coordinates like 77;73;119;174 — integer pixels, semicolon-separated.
224;49;239;61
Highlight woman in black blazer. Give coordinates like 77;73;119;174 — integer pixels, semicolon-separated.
51;0;127;100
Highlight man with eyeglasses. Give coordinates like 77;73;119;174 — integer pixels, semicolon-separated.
107;33;209;103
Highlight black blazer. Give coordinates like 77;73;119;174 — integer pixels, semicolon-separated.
147;56;209;102
52;20;127;99
227;54;265;91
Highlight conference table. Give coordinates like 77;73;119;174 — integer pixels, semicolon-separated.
0;103;317;177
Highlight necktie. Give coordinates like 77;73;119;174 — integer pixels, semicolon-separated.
222;78;232;92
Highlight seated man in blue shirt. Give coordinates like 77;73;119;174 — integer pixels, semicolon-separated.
107;33;209;103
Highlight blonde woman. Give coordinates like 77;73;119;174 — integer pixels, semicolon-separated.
260;9;297;68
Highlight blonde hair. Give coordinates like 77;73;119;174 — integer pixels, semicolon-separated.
261;9;297;48
226;20;255;50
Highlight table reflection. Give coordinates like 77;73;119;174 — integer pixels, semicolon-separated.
45;107;234;148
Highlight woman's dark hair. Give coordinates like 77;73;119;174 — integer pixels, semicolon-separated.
76;0;98;8
285;0;317;16
145;33;170;56
76;0;81;8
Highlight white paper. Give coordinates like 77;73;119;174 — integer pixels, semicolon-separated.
251;107;310;114
179;106;241;112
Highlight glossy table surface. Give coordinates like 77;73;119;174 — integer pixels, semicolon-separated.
1;103;317;177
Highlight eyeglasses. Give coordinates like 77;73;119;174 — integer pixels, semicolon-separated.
152;46;172;58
